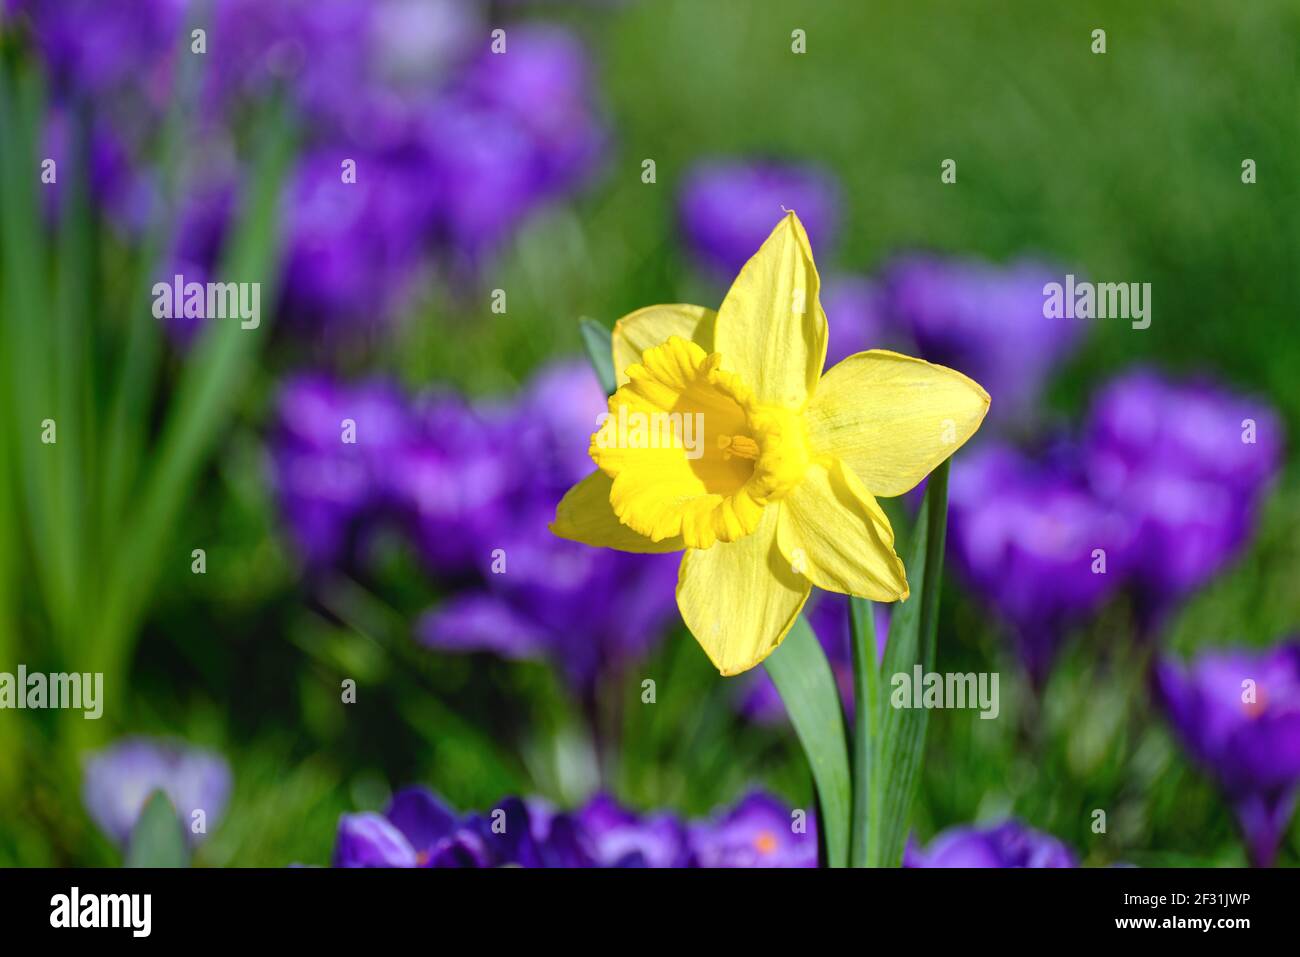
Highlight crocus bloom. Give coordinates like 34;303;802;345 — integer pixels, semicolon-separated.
689;792;818;868
1084;370;1283;629
334;788;814;867
576;795;694;867
410;362;680;690
948;442;1133;682
679;161;840;280
83;737;231;849
820;274;891;367
904;820;1077;867
552;212;989;675
881;254;1082;429
1154;644;1300;866
270;375;413;568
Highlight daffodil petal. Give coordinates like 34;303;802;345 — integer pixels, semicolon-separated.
593;337;766;548
612;304;716;386
713;211;828;409
675;507;811;675
776;458;909;600
806;350;990;497
551;470;685;553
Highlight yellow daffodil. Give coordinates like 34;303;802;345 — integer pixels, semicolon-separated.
552;212;989;675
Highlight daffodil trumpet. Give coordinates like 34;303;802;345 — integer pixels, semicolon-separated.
553;211;989;678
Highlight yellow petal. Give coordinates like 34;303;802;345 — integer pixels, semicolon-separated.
612;304;716;386
806;350;990;497
551;470;685;553
776;458;908;600
713;211;828;410
592;336;766;548
675;507;811;675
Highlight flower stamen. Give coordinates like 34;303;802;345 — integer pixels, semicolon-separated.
718;433;761;461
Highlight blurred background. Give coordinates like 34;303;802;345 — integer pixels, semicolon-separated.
0;0;1297;867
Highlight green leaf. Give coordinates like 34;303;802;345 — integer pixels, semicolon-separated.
579;317;618;396
765;615;851;868
125;791;190;868
848;595;880;866
874;461;950;866
92;103;297;681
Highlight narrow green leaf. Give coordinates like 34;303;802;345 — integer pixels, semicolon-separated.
765;615;852;868
579;317;618;396
848;595;880;866
93;104;296;680
124;791;190;868
875;460;950;866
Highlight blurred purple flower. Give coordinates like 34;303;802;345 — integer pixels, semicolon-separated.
83;737;231;849
948;442;1134;682
335;788;814;867
277;149;432;334
20;6;605;336
12;0;187;107
904;820;1077;867
880;255;1084;429
420;24;607;264
334;790;630;868
270;374;413;568
1154;644;1300;866
576;794;694;867
40;107;157;232
821;274;892;367
679;160;840;279
457;24;604;196
1084;370;1283;629
413;361;680;690
689;792;818;868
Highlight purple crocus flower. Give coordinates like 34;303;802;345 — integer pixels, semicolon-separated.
880;255;1084;429
334;787;460;867
821;274;893;367
419;24;606;265
277;149;433;335
335;789;595;868
270;374;413;568
1154;644;1300;866
948;442;1134;682
456;24;605;196
1084;370;1283;630
576;794;694;867
334;789;818;867
11;0;188;107
414;361;680;691
689;792;819;868
679;160;840;280
904;820;1077;867
83;737;231;849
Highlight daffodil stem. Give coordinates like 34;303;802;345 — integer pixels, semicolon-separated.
848;597;880;867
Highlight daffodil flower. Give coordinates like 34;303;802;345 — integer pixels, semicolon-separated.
552;212;989;675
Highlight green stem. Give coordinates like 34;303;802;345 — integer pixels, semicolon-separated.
849;597;879;867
